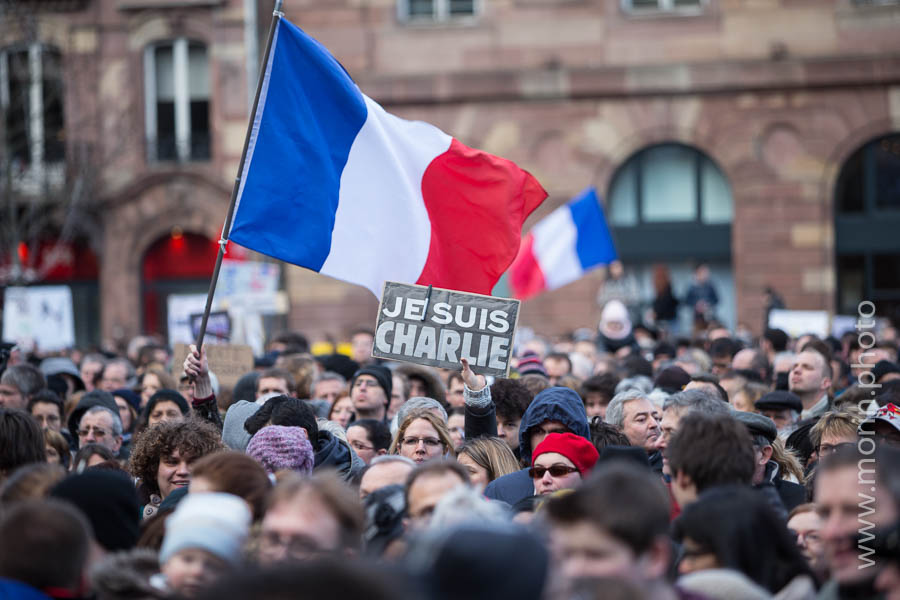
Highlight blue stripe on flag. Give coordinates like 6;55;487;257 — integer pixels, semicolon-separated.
229;18;368;271
568;187;618;271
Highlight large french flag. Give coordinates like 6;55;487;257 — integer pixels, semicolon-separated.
228;18;546;297
509;188;617;300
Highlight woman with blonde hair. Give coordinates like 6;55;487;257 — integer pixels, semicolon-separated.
456;436;519;488
389;409;454;464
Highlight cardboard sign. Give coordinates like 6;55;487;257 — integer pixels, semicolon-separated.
172;343;254;389
372;281;520;377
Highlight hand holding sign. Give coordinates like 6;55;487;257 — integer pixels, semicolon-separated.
184;344;213;399
461;358;486;392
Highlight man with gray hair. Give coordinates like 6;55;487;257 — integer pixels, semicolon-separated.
0;364;46;410
358;455;416;500
99;358;136;392
311;371;346;405
654;388;731;476
605;389;661;469
77;405;124;456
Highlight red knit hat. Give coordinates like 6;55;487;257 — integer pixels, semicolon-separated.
532;432;599;476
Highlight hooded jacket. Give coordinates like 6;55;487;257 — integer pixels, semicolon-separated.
315;420;365;481
484;387;590;505
66;390;120;449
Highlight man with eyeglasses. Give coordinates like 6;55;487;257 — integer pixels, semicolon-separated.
786;504;826;578
810;408;862;461
77;405;123;456
405;460;471;531
66;389;122;450
349;366;392;422
27;391;65;434
257;471;363;564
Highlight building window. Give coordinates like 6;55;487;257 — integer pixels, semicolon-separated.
622;0;705;13
835;133;900;321
399;0;479;22
0;44;65;173
836;134;900;214
144;39;210;163
608;143;732;226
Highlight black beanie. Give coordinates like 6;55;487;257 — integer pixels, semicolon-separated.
351;365;392;400
144;389;190;418
51;469;141;552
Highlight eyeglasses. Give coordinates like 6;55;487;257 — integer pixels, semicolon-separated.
793;530;821;544
352;379;378;389
78;426;111;439
259;530;327;559
529;465;579;479
350;441;374;452
401;436;442;448
818;442;853;456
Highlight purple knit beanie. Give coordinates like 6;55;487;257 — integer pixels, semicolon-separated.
246;425;315;475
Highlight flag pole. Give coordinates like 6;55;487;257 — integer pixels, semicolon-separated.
193;0;285;352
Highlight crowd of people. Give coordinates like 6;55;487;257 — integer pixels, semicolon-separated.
0;308;899;600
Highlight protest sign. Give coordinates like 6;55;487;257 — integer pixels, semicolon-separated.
768;309;829;339
2;286;75;352
172;343;254;389
372;282;520;377
190;311;231;343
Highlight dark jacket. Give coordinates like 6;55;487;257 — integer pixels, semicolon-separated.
464;402;496;441
314;427;365;481
595;331;637;355
484;387;590;505
67;390;120;449
653;285;679;321
764;461;807;513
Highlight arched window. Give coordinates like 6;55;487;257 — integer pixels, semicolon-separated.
835;133;900;320
609;143;732;226
605;143;735;328
144;39;210;162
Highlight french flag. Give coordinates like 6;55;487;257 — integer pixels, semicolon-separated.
228;18;546;297
509;188;618;300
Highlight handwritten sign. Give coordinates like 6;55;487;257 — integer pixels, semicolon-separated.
172;343;254;389
372;282;520;377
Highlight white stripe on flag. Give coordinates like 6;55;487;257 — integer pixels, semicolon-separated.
320;95;452;296
532;206;581;291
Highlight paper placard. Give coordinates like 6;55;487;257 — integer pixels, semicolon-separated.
768;309;829;339
172;343;254;389
372;281;520;377
2;286;75;352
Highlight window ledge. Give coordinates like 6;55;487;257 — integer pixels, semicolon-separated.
118;0;223;10
398;16;481;28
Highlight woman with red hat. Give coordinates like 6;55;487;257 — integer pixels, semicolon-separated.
529;432;599;496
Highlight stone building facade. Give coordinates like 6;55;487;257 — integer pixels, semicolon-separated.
283;0;900;340
2;0;899;348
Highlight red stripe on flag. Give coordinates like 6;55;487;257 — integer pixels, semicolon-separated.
416;138;546;294
508;233;546;300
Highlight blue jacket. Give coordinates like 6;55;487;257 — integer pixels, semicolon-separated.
0;579;50;600
484;387;590;505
